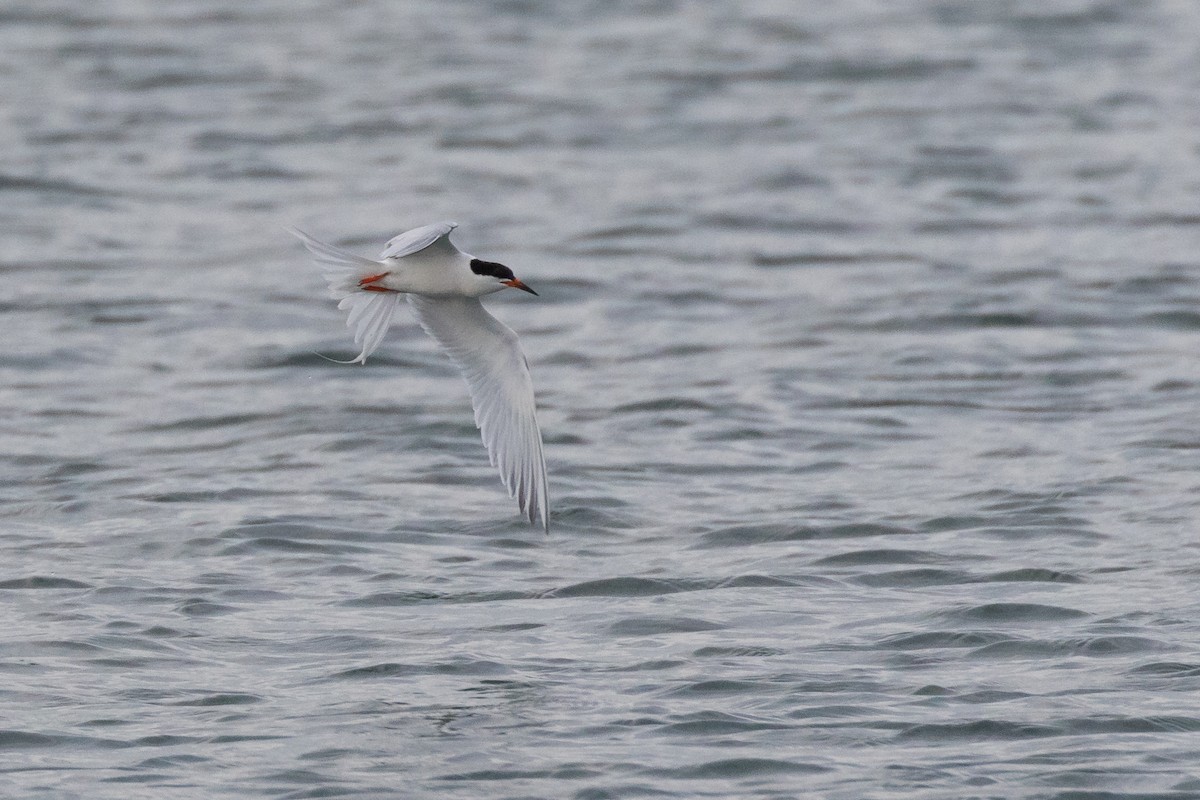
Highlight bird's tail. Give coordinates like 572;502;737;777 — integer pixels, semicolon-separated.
288;226;401;365
286;226;383;300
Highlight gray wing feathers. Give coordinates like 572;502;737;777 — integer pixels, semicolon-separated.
380;221;459;260
407;295;549;531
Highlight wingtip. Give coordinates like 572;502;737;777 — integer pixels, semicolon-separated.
520;503;549;534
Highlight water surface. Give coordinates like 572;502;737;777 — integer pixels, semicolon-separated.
4;1;1200;797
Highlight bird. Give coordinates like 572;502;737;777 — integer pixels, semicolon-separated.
287;221;549;532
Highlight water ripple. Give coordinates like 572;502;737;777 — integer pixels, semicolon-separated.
4;0;1199;797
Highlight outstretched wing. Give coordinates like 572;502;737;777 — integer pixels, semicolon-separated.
407;295;549;531
380;221;459;260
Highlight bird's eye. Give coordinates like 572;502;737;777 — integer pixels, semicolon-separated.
470;259;515;281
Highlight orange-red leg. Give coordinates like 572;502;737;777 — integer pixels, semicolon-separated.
358;272;392;291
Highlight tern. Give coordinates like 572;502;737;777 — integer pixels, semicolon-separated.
288;221;549;532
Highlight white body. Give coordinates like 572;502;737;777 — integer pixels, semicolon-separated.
288;222;550;531
373;244;496;297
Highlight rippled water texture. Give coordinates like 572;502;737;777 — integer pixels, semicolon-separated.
4;0;1200;797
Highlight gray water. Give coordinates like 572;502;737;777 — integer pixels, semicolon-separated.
4;0;1200;797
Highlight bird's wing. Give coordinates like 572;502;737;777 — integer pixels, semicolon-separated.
407;295;549;531
288;226;402;364
380;221;459;260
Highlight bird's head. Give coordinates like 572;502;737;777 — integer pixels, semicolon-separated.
470;259;538;296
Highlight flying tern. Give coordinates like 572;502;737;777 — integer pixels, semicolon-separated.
288;221;549;531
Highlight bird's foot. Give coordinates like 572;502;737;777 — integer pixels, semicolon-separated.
358;272;394;292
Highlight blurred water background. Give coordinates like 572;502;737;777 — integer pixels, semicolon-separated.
3;0;1200;797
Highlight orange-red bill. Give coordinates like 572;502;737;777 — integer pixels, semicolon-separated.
503;278;538;296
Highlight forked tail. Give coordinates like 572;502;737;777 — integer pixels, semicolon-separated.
286;226;383;300
288;226;402;364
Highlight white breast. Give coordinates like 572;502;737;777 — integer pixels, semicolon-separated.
379;250;477;296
